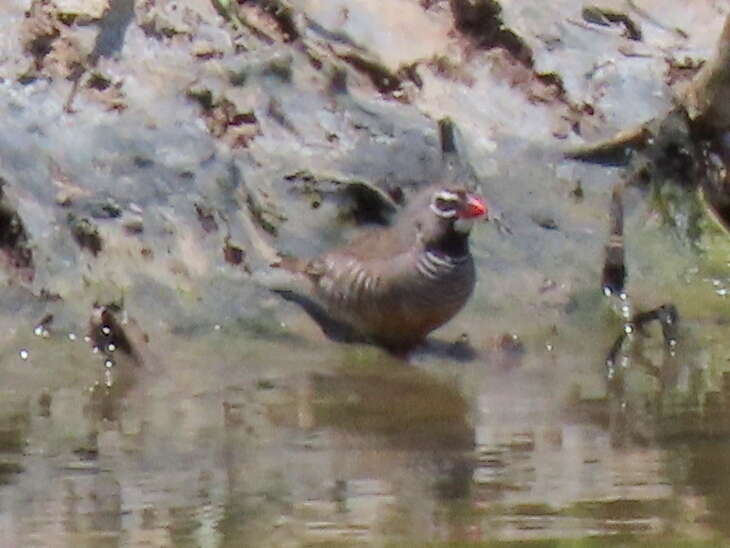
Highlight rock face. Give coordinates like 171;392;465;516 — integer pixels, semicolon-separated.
0;0;720;330
53;0;110;19
0;0;727;342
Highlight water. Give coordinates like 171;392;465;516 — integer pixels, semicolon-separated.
0;298;727;548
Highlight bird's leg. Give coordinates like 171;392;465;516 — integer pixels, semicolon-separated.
602;183;631;319
601;183;632;444
602;182;682;428
602;183;634;389
604;304;681;446
652;304;681;390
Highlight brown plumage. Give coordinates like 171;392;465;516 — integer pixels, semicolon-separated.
275;185;488;352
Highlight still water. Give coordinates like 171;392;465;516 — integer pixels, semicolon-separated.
1;287;729;548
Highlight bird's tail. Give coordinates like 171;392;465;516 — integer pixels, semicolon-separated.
276;255;310;273
251;262;307;292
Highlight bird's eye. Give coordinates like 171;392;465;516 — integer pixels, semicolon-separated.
435;197;456;211
430;190;460;218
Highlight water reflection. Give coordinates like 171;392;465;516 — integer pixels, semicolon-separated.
1;329;730;546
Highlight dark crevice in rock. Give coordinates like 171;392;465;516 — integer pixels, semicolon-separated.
87;72;111;91
0;182;34;281
22;0;61;71
187;88;262;147
448;0;574;117
214;0;300;44
255;0;300;42
244;191;285;236
449;0;534;67
665;57;705;87
123;219;144;235
56;13;77;26
530;212;559;231
327;67;348;94
398;63;423;89
536;72;566;99
187;87;215;110
438;117;459;158
68;214;103;256
223;237;246;267
387;186;406;206
307;53;323;72
231;111;258;125
344;183;396;226
133;155;154;169
338;54;403;95
39;289;62;301
137;20;177;40
25;30;59;69
283;170;398;226
427;55;475;85
267;97;298;133
138;0;193;40
22;2;60;59
17;72;42;85
85;198;123;219
261;57;293;81
581;6;642;41
195;203;219;233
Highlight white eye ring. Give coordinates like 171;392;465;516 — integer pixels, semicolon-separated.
430;190;460;218
430;202;457;218
434;190;459;202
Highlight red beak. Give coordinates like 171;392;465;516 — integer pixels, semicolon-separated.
461;194;488;219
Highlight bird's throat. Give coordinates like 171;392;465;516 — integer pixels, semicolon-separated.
427;225;470;258
453;218;475;234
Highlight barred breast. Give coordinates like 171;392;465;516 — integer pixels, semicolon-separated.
310;249;475;350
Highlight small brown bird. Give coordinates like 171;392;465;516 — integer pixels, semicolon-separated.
270;185;488;352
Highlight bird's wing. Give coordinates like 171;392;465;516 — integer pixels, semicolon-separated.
332;222;417;262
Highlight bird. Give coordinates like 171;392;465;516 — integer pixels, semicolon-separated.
268;184;488;353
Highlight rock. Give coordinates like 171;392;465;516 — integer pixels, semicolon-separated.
0;0;726;352
300;0;451;73
53;0;109;20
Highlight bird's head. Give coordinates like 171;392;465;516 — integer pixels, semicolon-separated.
428;187;488;233
412;187;488;254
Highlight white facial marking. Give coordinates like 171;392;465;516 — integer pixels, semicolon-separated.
430;203;457;218
430;190;460;219
434;190;459;202
453;218;475;233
